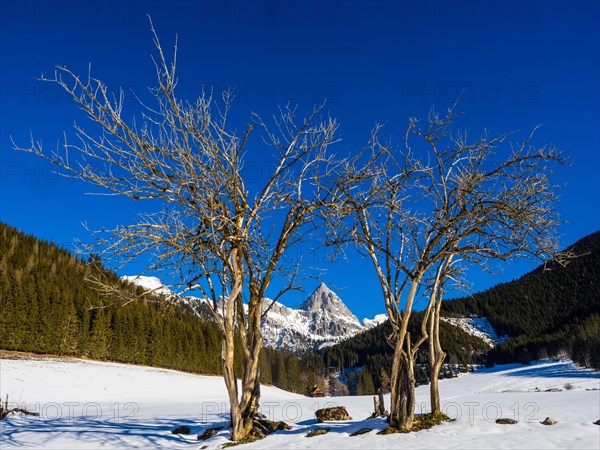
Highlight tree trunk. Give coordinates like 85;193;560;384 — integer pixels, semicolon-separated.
400;335;416;430
388;279;420;431
378;388;385;416
222;290;264;441
241;294;264;420
389;333;416;430
389;332;403;426
428;285;446;416
429;357;444;415
222;319;244;440
239;328;262;431
222;330;262;441
219;264;265;442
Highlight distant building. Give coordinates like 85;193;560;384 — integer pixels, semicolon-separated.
307;385;325;397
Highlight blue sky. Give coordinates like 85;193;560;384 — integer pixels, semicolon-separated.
1;1;598;320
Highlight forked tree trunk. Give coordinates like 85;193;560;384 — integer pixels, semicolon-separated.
401;335;416;430
219;258;265;442
389;335;402;426
389;333;416;430
428;288;446;416
387;280;420;431
222;296;264;441
222;330;263;440
222;320;243;439
239;303;263;432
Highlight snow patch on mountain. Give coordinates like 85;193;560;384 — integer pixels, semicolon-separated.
441;316;508;346
363;313;387;329
121;275;172;296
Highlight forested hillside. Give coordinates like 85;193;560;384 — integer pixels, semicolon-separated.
443;231;600;368
0;222;222;371
0;222;312;392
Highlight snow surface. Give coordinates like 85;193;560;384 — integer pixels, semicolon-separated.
1;356;598;449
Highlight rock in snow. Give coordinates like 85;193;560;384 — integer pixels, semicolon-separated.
197;427;222;440
306;428;330;437
350;428;373;436
541;417;557;425
495;418;518;425
315;406;352;422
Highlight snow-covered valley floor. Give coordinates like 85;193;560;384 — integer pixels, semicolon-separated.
1;355;599;449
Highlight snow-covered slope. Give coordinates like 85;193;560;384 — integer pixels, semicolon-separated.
121;276;385;353
1;355;598;449
441;316;508;346
121;275;172;296
362;314;387;329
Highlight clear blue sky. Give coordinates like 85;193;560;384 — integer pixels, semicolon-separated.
1;1;598;320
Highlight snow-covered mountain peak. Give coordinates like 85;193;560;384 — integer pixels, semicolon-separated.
295;283;364;345
301;283;356;316
300;282;330;309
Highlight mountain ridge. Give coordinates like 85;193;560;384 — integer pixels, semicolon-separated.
121;276;386;353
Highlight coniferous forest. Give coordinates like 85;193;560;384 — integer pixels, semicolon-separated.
443;231;600;369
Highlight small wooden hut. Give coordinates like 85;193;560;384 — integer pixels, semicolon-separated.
307;385;325;397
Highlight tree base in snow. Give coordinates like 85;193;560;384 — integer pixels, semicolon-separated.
378;413;452;434
222;419;291;447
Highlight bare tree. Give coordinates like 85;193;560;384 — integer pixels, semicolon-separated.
326;126;422;430
329;107;565;430
15;24;338;441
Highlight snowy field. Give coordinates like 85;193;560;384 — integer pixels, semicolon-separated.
1;355;599;449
